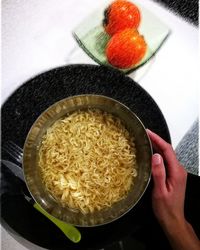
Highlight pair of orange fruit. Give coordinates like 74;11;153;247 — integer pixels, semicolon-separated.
103;0;147;69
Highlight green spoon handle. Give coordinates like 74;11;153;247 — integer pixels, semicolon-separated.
33;203;81;243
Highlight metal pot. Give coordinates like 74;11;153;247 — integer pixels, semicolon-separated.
23;94;152;227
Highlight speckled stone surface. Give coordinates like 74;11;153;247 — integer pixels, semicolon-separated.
1;65;172;250
153;0;198;26
176;119;199;175
1;64;171;148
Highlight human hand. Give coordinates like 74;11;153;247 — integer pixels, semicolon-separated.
146;129;187;230
147;130;200;250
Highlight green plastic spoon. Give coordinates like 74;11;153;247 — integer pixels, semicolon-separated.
33;202;81;243
1;159;81;243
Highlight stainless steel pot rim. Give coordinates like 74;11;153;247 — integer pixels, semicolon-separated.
22;94;152;227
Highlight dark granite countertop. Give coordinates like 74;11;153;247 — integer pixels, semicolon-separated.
152;0;198;26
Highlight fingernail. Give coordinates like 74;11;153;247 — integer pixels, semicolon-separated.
153;153;162;165
146;129;153;135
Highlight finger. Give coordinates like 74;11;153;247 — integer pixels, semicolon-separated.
147;129;178;176
152;153;167;193
147;129;172;153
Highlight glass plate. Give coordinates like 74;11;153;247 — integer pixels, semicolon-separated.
72;0;171;74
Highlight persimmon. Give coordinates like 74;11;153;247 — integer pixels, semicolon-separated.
103;0;141;36
106;28;147;68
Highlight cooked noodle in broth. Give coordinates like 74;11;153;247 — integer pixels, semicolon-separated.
39;109;137;214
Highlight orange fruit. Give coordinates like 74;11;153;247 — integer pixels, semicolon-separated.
103;0;141;36
106;29;147;69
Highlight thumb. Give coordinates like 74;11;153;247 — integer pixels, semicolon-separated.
152;153;166;192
